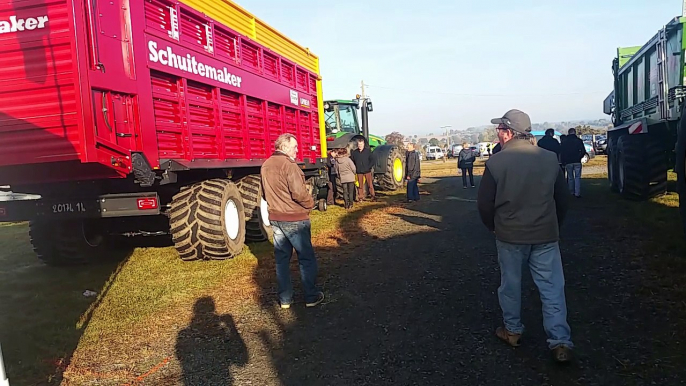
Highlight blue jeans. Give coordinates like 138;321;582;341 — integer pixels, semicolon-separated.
496;240;573;349
565;163;582;197
407;178;420;201
272;220;319;304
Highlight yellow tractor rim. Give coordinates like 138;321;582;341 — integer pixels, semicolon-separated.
393;158;403;182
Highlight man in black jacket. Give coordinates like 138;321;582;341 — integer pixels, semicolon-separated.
559;128;586;198
351;138;375;201
538;129;561;156
405;143;421;202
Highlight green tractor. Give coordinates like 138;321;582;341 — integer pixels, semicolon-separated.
324;96;405;194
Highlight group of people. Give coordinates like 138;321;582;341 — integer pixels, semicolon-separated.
259;108;575;363
537;128;587;198
404;141;479;202
327;139;378;210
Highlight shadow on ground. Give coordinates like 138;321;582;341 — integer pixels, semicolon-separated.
175;296;247;386
249;174;686;385
0;224;132;385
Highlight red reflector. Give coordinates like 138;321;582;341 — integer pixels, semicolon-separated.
326;137;335;141
137;198;158;210
0;208;5;216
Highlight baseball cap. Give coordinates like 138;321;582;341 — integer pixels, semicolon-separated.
491;109;532;134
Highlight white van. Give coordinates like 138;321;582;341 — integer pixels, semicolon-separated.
426;146;444;160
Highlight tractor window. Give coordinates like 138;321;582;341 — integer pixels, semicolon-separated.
324;104;359;135
324;110;337;135
338;105;358;133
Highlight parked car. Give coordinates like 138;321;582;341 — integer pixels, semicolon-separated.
426;146;444;160
595;137;608;154
469;146;481;157
448;144;463;159
582;143;596;164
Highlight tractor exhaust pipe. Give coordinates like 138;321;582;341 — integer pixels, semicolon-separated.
361;100;369;140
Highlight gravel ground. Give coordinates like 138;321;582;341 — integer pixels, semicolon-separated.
185;174;684;386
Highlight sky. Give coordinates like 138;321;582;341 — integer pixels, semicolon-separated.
238;0;680;135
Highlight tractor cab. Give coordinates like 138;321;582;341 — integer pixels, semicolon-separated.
324;100;360;136
324;96;405;192
324;97;384;149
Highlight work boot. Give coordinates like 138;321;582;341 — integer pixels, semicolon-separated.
495;326;521;347
551;345;573;363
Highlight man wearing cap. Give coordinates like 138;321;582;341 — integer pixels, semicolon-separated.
477;109;573;363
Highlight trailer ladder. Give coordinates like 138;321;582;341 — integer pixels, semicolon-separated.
656;26;669;120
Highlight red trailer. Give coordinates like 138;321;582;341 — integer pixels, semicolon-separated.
0;0;329;264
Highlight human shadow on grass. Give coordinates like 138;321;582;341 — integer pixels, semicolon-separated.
250;174;686;385
0;223;133;386
175;296;248;386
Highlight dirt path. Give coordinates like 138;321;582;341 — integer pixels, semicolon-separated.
210;175;686;386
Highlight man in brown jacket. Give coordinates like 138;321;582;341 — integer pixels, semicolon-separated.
477;109;573;363
261;133;324;309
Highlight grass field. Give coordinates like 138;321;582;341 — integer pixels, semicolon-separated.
0;190;408;385
0;156;683;385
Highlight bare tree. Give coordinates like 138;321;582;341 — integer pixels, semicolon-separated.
385;131;406;148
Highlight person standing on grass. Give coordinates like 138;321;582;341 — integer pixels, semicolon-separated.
351;138;376;201
560;128;586;198
458;142;476;189
326;150;337;206
477;109;573;363
405;143;421;202
333;148;357;210
261;134;325;309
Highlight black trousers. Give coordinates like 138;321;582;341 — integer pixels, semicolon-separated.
342;182;355;208
461;167;474;187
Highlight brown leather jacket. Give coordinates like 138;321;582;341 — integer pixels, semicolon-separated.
260;152;314;222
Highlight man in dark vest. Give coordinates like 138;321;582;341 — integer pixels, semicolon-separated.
477;109;573;363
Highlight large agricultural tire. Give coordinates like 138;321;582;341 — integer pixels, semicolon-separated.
29;219;115;266
607;137;619;192
378;147;405;191
676;107;686;240
169;179;246;261
236;175;273;243
616;135;667;200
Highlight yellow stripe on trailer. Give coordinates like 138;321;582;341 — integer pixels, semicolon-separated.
317;78;326;157
179;0;320;74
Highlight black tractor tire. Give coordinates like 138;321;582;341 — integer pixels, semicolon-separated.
379;147;405;191
676;105;686;240
169;179;246;261
617;135;667;200
680;174;686;241
29;219;115;266
236;175;273;243
607;137;619;192
318;199;327;211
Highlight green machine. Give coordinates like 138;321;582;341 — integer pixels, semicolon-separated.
324;96;405;192
603;9;686;238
